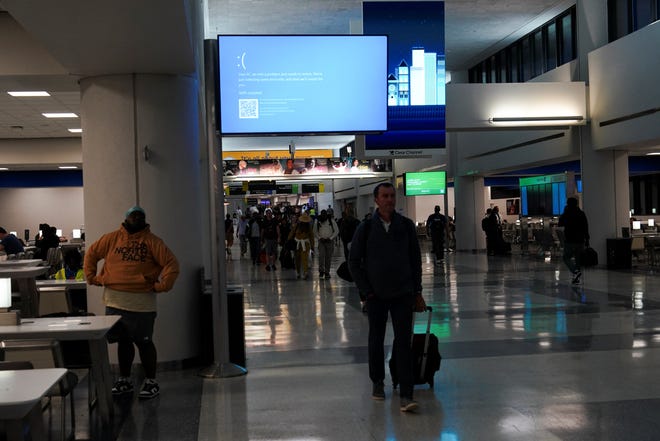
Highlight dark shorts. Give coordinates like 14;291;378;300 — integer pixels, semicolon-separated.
105;307;157;344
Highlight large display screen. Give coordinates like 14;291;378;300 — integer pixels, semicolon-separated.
520;175;568;216
363;2;446;151
217;35;388;135
404;171;446;196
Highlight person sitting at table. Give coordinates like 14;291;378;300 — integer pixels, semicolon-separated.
0;227;25;255
34;224;60;260
55;248;84;281
55;248;87;313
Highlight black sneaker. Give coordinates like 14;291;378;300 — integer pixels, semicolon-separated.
400;397;419;412
372;382;385;400
111;378;133;395
138;379;160;400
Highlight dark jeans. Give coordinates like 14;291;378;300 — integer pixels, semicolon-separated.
367;294;416;399
431;233;445;260
563;241;584;273
249;237;261;264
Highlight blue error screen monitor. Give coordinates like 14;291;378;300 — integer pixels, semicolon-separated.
218;35;388;135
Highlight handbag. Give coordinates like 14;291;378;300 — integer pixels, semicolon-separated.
581;246;598;267
336;261;353;282
285;238;297;251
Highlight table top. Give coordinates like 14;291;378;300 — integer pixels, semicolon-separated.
36;279;87;289
0;368;67;419
0;266;49;278
0;259;44;267
0;315;120;341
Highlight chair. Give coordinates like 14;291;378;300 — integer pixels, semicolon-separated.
0;339;78;441
631;236;646;262
645;236;660;266
46;247;64;277
0;360;34;370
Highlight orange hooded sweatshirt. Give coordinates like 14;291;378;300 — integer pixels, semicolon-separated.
84;224;179;306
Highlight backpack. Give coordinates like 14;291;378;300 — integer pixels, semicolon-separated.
430;215;446;233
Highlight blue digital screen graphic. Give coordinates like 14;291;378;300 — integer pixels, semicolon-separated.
363;1;446;150
218;35;388;135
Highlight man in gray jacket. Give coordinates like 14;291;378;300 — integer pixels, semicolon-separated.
348;182;425;412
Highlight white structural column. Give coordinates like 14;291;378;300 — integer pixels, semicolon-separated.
453;175;486;251
577;0;630;260
80;74;203;362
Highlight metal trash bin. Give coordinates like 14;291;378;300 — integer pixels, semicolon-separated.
199;282;246;368
607;238;632;269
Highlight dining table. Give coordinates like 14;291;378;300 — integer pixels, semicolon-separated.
0;368;67;441
0;315;120;426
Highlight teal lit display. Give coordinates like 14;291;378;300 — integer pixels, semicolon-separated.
404;171;446;196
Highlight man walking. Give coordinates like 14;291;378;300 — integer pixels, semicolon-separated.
316;209;338;279
426;205;448;263
84;206;179;400
349;183;425;412
558;197;590;284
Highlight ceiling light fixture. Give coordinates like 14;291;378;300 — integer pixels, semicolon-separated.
42;112;78;118
489;116;584;126
68;128;83;133
8;91;50;97
58;166;78;169
0;168;8;171
646;152;660;156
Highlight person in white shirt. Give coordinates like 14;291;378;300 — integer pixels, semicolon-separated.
315;209;339;279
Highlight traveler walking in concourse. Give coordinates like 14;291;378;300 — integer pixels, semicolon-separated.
84;206;179;400
558;197;590;284
426;205;448;263
339;207;360;260
289;212;314;280
349;182;426;412
261;209;280;271
224;213;234;259
316;209;338;279
248;212;262;265
236;214;249;257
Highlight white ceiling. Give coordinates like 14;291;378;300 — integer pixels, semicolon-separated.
0;0;573;157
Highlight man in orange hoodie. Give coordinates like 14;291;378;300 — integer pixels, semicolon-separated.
84;206;179;400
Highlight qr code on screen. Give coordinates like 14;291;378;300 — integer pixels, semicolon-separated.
239;99;259;119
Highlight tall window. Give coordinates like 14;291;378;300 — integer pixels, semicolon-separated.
468;6;577;83
559;12;574;65
608;0;660;42
545;23;558;71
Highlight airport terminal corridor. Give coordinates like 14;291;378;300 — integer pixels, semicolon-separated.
88;240;660;441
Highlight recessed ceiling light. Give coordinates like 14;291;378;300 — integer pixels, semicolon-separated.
0;167;8;171
646;152;660;156
58;166;78;169
8;91;50;97
68;128;83;133
42;112;78;118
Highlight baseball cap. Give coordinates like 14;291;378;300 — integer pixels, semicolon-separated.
125;206;145;217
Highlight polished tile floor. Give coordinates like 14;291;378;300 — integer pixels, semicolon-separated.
76;241;660;440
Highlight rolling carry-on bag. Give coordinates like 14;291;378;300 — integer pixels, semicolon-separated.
390;306;441;388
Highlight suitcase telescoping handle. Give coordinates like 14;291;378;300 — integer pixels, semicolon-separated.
411;306;433;379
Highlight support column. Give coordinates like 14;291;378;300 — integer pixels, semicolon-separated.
80;74;203;362
454;175;486;251
577;0;630;260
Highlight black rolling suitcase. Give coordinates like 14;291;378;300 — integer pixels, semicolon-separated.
390;306;441;388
